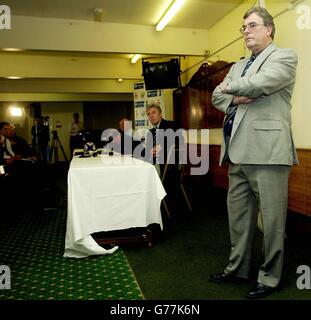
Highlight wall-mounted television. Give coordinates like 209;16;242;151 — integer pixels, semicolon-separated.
142;58;180;90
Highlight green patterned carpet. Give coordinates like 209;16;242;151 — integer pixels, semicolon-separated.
0;210;143;300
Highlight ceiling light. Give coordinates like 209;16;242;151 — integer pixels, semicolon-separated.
10;106;23;117
6;76;23;79
117;78;123;82
131;54;142;64
2;48;24;51
156;0;186;32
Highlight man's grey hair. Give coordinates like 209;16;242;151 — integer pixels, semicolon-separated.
146;103;162;114
244;6;275;39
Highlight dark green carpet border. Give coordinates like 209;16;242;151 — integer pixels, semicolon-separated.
0;211;143;300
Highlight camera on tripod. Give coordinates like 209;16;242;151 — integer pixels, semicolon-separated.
49;129;68;163
52;130;58;139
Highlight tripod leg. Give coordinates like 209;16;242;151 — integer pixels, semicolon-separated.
54;146;59;162
180;183;192;212
49;143;54;164
57;137;68;162
162;199;171;219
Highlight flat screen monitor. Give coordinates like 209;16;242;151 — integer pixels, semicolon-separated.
142;58;180;90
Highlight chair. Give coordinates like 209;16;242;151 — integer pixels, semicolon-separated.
161;144;192;219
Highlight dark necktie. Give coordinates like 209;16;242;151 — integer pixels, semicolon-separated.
240;54;256;77
153;127;158;147
149;127;159;163
223;54;256;138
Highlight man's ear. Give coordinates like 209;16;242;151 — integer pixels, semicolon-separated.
267;25;273;38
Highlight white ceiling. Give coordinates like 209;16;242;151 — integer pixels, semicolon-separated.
0;0;247;83
5;0;244;30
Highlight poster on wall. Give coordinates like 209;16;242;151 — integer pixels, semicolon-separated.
133;82;165;134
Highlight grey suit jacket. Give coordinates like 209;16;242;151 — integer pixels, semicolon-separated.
212;43;298;166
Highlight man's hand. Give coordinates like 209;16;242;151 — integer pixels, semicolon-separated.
232;96;255;105
220;83;256;104
112;133;121;144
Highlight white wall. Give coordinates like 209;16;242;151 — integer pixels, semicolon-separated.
274;0;311;148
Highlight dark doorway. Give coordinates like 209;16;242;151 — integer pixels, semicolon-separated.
83;101;134;147
84;101;134;130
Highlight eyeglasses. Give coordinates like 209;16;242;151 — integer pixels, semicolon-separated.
239;22;265;34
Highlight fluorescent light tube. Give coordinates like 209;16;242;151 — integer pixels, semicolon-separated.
131;54;142;64
156;0;186;31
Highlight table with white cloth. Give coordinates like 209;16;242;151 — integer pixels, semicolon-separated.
64;154;166;258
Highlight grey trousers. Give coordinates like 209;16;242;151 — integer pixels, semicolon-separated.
224;163;291;287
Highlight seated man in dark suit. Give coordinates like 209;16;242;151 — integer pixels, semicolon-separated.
144;103;184;176
1;122;43;216
118;118;141;155
7;124;36;159
107;118;141;155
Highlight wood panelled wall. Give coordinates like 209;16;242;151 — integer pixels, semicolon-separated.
173;61;233;130
189;144;311;218
288;149;311;217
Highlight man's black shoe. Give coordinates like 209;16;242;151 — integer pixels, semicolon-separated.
208;272;249;284
246;282;279;299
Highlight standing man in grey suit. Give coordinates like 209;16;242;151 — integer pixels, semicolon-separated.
209;7;298;299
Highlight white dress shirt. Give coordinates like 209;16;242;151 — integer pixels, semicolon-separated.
1;135;15;159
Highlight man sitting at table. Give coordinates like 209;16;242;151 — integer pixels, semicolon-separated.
8;124;37;159
112;118;141;155
143;103;184;176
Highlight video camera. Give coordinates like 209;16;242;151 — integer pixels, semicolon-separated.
52;130;58;139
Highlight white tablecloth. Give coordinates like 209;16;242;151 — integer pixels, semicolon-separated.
64;154;166;258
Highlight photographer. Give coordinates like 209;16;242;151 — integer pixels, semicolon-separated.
31;116;50;163
69;112;84;157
